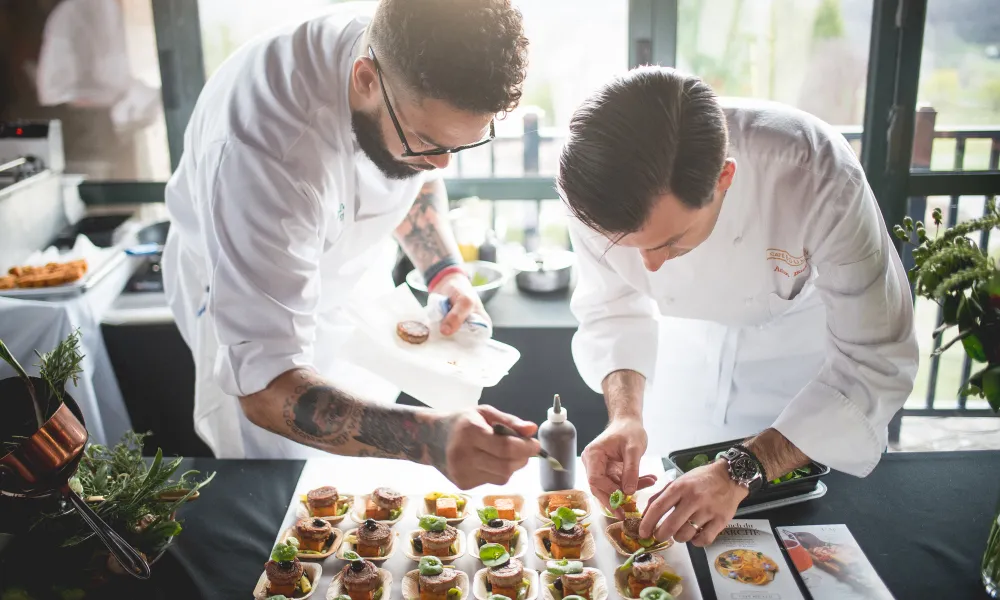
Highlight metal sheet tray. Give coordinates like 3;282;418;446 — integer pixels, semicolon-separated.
0;249;129;300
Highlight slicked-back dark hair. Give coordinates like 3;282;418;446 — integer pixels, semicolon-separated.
558;67;729;235
369;0;528;115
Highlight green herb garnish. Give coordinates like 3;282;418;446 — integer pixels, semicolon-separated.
419;515;448;532
389;508;403;520
419;556;444;576
639;588;674;600
337;502;351;516
477;506;500;524
343;550;362;562
545;559;583;575
549;506;577;531
271;541;298;563
620;548;647;571
479;543;511;567
373;587;384;600
489;595;512;600
609;490;625;510
447;587;463;600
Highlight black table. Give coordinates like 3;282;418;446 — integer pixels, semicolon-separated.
2;452;997;599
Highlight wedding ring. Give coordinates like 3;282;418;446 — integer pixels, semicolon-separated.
688;520;703;532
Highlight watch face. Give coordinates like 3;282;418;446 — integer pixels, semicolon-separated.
730;455;759;482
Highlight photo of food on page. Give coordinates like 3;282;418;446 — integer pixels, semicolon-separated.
703;519;804;599
776;525;894;600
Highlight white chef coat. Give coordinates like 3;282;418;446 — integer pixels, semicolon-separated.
569;100;919;477
162;3;425;458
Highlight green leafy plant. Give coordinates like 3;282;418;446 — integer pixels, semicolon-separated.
894;203;1000;410
36;431;215;555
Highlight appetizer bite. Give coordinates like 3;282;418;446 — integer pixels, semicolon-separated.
263;540;312;598
294;517;333;552
619;517;657;554
537;491;589;523
540;508;587;560
414;515;461;557
356;519;394;558
425;492;469;520
417;556;463;600
485;560;530;600
476;507;519;552
341;553;386;600
303;486;352;518
545;561;592;600
616;550;682;600
367;487;405;521
608;490;639;516
483;495;524;523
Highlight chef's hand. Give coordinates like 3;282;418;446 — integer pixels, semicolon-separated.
582;417;658;517
438;404;539;490
640;459;747;547
431;272;489;336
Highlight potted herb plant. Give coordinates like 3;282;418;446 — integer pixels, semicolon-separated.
893;202;1000;596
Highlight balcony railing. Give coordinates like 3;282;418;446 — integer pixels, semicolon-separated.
446;107;1000;422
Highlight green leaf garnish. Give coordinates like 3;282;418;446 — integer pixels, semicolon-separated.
419;515;448;532
447;587;463;600
331;595;352;600
419;556;444;576
478;506;500;524
549;506;577;531
489;595;513;600
389;508;402;520
267;596;291;600
479;542;511;567
563;596;587;600
545;559;584;575
287;536;300;549
270;541;297;563
609;490;624;510
639;588;673;600
619;548;647;571
342;550;362;562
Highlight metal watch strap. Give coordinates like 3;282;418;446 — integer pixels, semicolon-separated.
724;446;765;495
733;443;768;489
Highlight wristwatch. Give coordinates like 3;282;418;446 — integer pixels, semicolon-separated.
719;446;765;495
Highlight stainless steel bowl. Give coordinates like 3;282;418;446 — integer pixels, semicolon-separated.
405;260;507;305
514;250;575;293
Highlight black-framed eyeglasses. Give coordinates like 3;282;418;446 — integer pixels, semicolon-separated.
368;46;495;157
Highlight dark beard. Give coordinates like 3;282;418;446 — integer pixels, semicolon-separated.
351;109;423;180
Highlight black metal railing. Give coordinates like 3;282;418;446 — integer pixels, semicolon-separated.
449;107;1000;417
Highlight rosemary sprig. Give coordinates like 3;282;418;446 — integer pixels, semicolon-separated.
35;329;85;414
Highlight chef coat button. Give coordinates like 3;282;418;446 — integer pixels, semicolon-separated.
733;236;743;245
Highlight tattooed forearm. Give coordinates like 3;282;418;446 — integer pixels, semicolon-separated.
241;368;454;470
395;178;462;272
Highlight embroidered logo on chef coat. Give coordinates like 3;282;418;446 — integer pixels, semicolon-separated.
338;203;345;222
767;248;810;277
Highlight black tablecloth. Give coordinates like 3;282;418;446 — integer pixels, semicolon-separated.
2;452;998;599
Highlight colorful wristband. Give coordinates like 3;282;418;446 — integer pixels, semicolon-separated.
427;265;467;292
422;257;458;286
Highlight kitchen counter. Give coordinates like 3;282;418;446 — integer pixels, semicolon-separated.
1;452;995;599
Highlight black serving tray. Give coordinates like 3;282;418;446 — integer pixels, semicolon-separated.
667;438;831;509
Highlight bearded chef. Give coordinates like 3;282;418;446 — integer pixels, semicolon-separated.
162;0;541;490
558;67;919;544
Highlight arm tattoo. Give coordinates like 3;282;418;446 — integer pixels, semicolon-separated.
277;375;455;472
395;179;462;272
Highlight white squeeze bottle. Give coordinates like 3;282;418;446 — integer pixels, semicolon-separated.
538;394;577;491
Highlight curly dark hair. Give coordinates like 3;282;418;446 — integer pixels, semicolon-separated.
369;0;528;115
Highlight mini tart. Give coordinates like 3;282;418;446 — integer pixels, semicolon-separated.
328;566;393;600
548;524;586;560
353;493;408;525
479;519;517;551
469;526;528;561
281;525;343;560
296;517;334;552
405;527;466;561
486;559;524;594
340;528;397;562
540;568;607;600
561;572;595;598
612;561;683;600
482;495;525;524
357;521;393;557
604;522;672;557
474;565;539;600
402;568;470;600
536;490;590;524
533;526;596;561
306;486;341;517
254;560;321;600
265;559;304;596
299;490;354;524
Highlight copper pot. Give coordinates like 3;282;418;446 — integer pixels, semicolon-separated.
0;377;151;579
